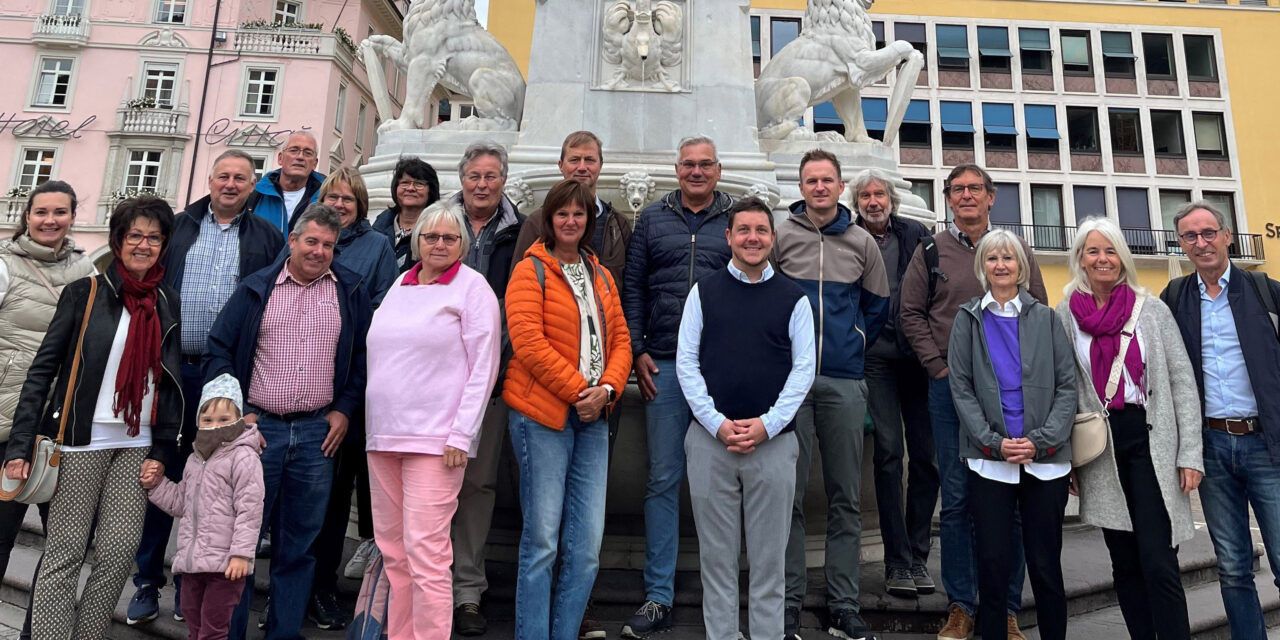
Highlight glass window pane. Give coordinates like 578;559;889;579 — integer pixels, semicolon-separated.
1073;186;1107;220
1143;33;1175;76
1101;32;1134;56
750;16;761;58
1202;192;1236;230
1109;109;1143;154
771;18;800;56
1032;185;1063;225
1184;35;1218;80
1159;189;1191;232
991;183;1021;225
1150;110;1185;156
895;23;926;43
1066;107;1099;152
1193;113;1225;154
909;180;935;217
1061;35;1090;66
1115;187;1151;229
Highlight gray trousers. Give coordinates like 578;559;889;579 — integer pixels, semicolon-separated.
32;447;149;640
451;397;509;605
686;422;798;640
785;375;868;612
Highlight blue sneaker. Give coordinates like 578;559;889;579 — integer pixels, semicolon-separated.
620;600;672;638
126;585;160;625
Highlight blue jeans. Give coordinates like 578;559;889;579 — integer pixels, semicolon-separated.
132;362;203;591
1199;428;1280;639
930;376;1024;616
509;409;608;640
228;411;335;640
641;359;690;606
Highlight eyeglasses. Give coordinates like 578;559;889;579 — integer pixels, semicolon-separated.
283;146;316;158
397;179;429;191
1178;228;1222;244
419;233;461;246
124;232;164;247
323;194;358;205
463;173;502;185
947;184;987;196
678;160;718;172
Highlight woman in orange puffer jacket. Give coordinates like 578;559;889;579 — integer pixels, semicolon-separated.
503;179;631;639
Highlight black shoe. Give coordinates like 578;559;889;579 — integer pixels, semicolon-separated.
257;598;269;630
308;591;348;631
256;533;272;559
827;608;876;640
620;600;672;638
454;602;486;636
783;605;802;639
579;599;606;639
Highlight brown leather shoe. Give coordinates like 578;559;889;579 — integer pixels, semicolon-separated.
1007;614;1027;640
936;605;974;640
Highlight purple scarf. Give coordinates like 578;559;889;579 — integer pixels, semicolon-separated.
1069;283;1145;410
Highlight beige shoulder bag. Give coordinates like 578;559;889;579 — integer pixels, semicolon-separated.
1072;294;1144;468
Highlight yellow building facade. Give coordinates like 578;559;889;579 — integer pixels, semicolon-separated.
489;0;1280;303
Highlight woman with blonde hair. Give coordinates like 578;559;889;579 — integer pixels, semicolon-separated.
1054;216;1201;640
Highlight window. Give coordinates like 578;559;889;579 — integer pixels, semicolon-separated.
125;150;163;191
1116;187;1153;252
1193;112;1227;157
909;179;934;214
142;62;178;109
936;25;969;70
335;83;347;133
32;58;73;108
770;18;800;56
247;155;268;180
16;149;56;190
899;100;931;147
1184;35;1218;81
982;103;1017;151
1066;106;1100;153
51;0;84;15
1100;32;1136;77
1073;186;1107;220
1159;189;1191;232
940;101;974;149
1019;28;1051;74
1150;110;1185;156
991;183;1021;225
1201;192;1237;231
813;102;843;135
750;16;761;74
274;0;302;25
896;23;927;58
861;97;887;141
154;0;187;24
242;68;278;117
1024;105;1061;152
1143;33;1175;78
1109;108;1142;155
355;102;367;150
1031;185;1065;249
1060;31;1092;75
977;27;1012;73
872;21;885;50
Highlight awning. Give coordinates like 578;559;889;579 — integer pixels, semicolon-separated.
984;123;1020;135
1019;28;1051;52
862;98;887;130
1026;127;1061;140
937;47;970;59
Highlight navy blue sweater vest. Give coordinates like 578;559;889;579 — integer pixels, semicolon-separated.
698;269;805;433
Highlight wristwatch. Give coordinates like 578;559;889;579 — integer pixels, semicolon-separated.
604;384;617;403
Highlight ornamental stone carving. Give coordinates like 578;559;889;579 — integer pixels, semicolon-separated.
503;177;535;212
619;171;657;216
600;0;685;92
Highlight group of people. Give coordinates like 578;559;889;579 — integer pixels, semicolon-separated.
0;126;1273;640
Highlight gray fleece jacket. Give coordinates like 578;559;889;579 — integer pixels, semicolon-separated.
948;290;1078;465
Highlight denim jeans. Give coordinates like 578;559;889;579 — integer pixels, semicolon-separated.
132;362;203;591
509;409;608;640
929;376;1024;616
641;359;690;606
228;411;335;640
1200;428;1280;640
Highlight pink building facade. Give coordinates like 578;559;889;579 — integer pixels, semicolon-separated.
0;0;407;260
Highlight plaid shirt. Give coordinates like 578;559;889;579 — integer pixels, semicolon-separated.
247;263;341;415
180;208;242;354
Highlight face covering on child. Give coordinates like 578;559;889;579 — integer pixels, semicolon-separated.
194;419;247;460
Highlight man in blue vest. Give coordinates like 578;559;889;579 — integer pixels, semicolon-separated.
676;196;815;640
1160;201;1280;640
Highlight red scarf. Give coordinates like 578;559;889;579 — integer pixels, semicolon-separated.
113;260;164;436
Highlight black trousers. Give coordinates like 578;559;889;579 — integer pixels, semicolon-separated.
0;500;47;580
312;412;375;595
968;468;1069;640
1102;405;1190;640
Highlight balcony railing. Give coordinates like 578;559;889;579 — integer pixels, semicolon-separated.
116;106;189;137
1;197;25;224
32;13;90;46
234;28;323;55
952;222;1265;261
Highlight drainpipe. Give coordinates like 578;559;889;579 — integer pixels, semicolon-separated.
185;0;222;207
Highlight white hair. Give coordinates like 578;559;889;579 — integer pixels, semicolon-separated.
974;228;1030;290
1064;216;1148;297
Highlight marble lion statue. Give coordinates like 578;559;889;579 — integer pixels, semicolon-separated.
360;0;525;131
755;0;922;142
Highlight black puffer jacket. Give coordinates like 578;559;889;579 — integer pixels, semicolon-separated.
622;190;734;359
4;266;182;469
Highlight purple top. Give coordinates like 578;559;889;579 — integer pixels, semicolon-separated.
982;309;1024;439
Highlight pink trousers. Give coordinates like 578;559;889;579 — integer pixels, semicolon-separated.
367;451;467;640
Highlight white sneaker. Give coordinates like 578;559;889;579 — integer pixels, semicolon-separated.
343;539;378;579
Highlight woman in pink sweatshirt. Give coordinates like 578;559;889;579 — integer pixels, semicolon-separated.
364;199;501;640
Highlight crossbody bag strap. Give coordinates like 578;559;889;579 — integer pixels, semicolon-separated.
1103;294;1145;406
18;257;59;299
53;276;96;448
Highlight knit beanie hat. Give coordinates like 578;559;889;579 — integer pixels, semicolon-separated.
199;373;243;415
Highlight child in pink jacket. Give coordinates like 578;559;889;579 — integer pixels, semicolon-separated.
141;373;264;639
